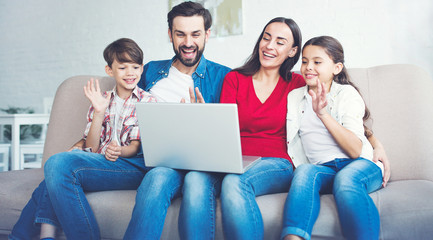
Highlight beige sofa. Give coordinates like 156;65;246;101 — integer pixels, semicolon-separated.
1;64;433;239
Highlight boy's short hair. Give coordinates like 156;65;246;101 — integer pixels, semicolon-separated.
103;38;143;67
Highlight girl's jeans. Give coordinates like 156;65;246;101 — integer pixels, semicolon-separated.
9;150;148;240
281;158;383;240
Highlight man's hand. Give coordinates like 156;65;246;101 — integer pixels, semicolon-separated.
181;87;205;103
105;140;121;162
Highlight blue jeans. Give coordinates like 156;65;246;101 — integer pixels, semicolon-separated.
179;171;223;240
9;181;59;240
221;157;294;240
124;167;185;239
124;167;223;240
281;158;383;240
10;150;149;240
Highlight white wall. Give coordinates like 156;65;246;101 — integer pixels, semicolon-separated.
1;0;432;112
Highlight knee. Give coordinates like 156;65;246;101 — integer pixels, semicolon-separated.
221;174;243;202
291;164;319;185
182;172;213;209
137;167;182;196
333;171;364;197
183;171;208;196
44;152;74;181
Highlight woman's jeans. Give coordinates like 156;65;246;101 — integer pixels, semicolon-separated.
221;157;294;240
9;150;148;240
281;158;383;240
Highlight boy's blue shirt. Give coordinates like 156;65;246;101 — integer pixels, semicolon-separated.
138;55;231;103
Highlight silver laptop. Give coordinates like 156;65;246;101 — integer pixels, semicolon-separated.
135;102;261;174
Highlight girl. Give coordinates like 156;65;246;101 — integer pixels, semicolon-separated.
281;36;384;240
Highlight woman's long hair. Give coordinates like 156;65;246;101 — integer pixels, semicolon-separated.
303;36;373;137
233;17;302;82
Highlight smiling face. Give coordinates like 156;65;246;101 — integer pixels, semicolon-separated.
301;45;343;91
105;59;143;98
169;15;210;70
258;22;298;71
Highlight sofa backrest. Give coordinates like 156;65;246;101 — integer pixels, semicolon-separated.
348;64;433;182
42;76;115;164
42;65;433;182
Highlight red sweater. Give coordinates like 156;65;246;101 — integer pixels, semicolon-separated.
220;71;305;162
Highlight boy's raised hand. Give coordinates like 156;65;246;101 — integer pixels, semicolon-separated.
84;78;110;114
309;79;328;116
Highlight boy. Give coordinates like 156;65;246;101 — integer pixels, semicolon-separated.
9;38;154;240
82;37;155;160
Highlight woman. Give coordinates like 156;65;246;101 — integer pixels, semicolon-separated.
218;17;304;240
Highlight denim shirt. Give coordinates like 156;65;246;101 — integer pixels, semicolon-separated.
286;81;373;167
138;55;231;103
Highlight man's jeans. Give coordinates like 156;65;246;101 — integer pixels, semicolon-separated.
124;167;185;239
281;158;383;240
124;167;224;240
9;150;148;240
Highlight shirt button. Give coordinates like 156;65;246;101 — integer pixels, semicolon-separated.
152;82;155;84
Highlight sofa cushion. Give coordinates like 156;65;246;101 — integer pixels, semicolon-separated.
8;179;426;240
0;169;43;237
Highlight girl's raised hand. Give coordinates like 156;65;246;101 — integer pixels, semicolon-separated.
84;78;110;114
309;79;328;116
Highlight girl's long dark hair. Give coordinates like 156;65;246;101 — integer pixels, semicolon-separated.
233;17;302;82
303;36;373;137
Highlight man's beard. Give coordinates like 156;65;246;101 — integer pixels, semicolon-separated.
173;44;205;67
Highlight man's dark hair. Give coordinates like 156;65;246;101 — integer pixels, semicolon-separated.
167;1;212;31
103;38;143;67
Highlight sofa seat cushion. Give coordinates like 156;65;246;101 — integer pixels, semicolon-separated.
0;169;43;236
2;169;432;240
311;180;433;240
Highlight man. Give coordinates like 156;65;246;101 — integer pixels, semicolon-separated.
138;2;229;104
123;2;230;239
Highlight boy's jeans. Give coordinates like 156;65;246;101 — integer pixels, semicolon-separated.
9;150;148;240
281;158;383;240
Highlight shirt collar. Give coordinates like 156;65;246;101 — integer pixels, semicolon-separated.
109;86;140;100
194;55;207;79
162;55;207;79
